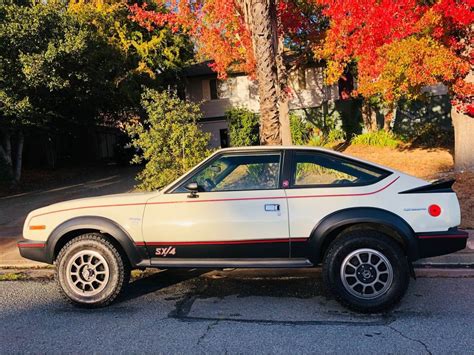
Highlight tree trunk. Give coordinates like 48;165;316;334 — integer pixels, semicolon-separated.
452;65;474;171
452;108;474;171
0;130;14;179
275;27;291;145
238;0;281;145
13;130;24;183
279;98;291;144
0;129;25;184
383;108;395;131
362;101;377;132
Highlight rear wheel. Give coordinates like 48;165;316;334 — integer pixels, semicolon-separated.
56;233;129;308
323;230;409;313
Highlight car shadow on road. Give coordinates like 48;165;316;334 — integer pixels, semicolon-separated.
117;268;209;304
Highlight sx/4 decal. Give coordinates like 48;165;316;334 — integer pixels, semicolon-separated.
155;246;176;257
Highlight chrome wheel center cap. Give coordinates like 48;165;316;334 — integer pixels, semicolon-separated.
81;266;94;281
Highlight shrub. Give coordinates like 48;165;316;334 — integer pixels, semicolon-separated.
225;107;260;146
125;88;210;191
307;128;346;148
351;130;402;148
290;113;313;145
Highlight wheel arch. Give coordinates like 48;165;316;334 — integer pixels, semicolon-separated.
308;207;419;264
45;216;146;267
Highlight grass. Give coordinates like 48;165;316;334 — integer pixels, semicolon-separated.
351;130;403;148
0;272;27;281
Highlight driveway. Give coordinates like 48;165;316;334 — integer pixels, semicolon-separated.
0;166;138;266
0;269;473;353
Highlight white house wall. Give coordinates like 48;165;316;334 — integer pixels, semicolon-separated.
199;120;228;148
185;67;338;120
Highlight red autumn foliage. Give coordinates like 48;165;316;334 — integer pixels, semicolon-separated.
130;0;473;117
315;0;474;116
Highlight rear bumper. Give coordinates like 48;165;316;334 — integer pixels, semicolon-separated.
416;228;468;259
17;240;49;264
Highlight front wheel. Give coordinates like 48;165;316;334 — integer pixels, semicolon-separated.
323;230;410;313
56;233;130;308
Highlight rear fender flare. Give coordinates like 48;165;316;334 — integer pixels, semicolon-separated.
45;216;145;266
308;207;418;263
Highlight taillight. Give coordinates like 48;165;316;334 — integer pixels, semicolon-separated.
428;204;441;217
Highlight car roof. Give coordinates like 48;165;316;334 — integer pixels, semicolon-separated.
219;145;323;152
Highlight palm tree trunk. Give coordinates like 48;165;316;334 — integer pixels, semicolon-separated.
275;33;292;145
238;0;282;145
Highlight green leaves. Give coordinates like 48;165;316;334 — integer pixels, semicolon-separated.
0;1;194;131
225;107;260;147
125;89;210;191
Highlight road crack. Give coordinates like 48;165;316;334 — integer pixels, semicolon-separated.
197;319;219;347
387;324;432;355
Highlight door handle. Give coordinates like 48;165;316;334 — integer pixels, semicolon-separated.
264;204;280;212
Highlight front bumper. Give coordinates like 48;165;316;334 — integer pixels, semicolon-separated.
416;228;468;259
17;240;50;264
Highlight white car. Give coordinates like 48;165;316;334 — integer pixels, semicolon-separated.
18;146;468;312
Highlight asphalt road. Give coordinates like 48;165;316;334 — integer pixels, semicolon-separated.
1;269;473;354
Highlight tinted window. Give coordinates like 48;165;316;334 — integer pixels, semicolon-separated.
292;152;388;187
176;153;281;192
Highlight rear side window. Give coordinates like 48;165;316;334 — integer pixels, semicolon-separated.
291;152;389;187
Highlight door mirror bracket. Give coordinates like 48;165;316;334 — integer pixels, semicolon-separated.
185;182;199;198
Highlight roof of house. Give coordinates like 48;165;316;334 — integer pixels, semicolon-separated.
182;61;216;77
183;58;326;78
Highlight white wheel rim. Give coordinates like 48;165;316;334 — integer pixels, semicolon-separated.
66;250;110;297
340;248;394;300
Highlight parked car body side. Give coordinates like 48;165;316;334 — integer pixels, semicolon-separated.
17;146;468;311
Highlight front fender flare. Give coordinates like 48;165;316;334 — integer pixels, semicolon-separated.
45;216;146;266
308;207;418;263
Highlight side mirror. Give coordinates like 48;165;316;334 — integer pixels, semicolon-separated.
185;182;199;198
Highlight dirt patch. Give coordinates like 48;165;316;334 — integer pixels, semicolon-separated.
343;145;473;228
343;146;453;180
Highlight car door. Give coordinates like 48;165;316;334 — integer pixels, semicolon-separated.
142;150;290;259
284;150;392;257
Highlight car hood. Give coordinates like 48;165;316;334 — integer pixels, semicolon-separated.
28;190;160;218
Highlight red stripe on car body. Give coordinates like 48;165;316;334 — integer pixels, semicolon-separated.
135;237;308;247
31;177;399;218
417;234;468;239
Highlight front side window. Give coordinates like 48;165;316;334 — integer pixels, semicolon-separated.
175;153;281;193
292;152;388;187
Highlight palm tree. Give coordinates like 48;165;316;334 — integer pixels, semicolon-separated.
237;0;291;145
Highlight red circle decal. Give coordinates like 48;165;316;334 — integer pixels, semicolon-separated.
428;204;441;217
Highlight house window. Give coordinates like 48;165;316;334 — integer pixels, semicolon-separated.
210;79;218;100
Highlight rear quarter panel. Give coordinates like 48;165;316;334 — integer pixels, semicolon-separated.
285;175;461;239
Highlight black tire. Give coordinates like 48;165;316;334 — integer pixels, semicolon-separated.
56;233;130;308
323;229;409;313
